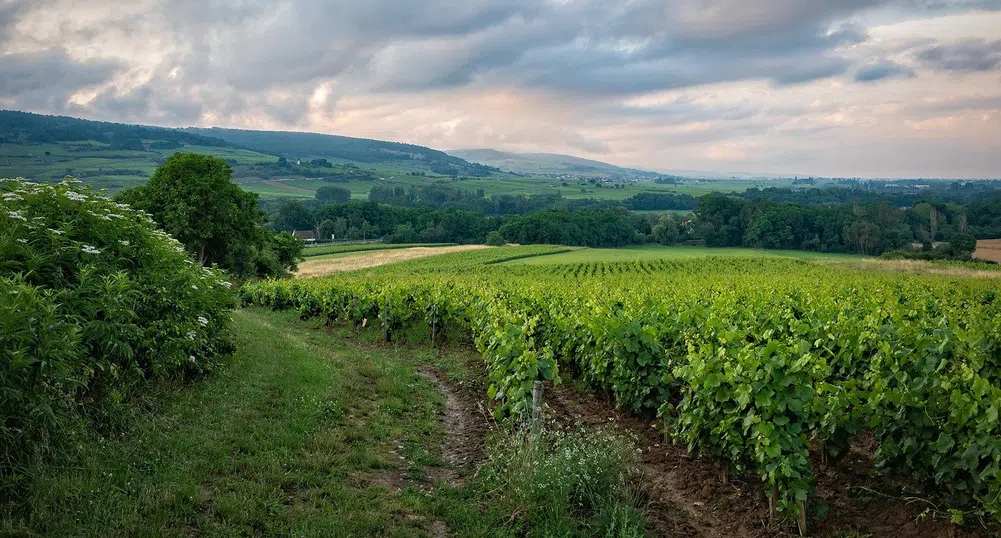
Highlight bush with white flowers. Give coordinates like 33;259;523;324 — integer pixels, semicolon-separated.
0;178;234;499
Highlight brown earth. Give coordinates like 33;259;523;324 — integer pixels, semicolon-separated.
295;245;491;277
973;239;1001;263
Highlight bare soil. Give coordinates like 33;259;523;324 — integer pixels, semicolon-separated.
295;245;490;277
974;239;1001;263
543;384;992;538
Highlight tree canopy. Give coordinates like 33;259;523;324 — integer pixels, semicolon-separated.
118;153;302;278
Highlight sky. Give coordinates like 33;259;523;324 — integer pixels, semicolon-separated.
1;0;1000;178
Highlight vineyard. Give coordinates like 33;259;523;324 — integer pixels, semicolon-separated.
242;248;1001;532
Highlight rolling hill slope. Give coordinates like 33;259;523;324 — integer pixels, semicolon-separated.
448;148;675;180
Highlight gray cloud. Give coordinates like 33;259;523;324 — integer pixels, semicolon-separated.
0;48;121;111
916;38;1001;71
854;60;917;82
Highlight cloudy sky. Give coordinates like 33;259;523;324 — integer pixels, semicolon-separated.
2;0;1000;178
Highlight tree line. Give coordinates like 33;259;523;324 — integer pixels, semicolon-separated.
269;189;999;259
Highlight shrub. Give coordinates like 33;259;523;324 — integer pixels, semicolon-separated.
484;230;506;246
0;178;235;502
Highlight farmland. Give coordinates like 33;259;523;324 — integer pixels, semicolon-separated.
241;246;1001;536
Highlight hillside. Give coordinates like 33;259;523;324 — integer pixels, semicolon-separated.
0;111;502;197
448;148;675;180
187;127;499;178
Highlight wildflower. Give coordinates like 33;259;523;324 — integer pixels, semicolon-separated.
16;238;27;244
7;211;26;221
49;228;64;235
191;285;199;290
2;192;22;202
119;239;130;246
197;316;209;326
81;245;101;254
65;191;87;202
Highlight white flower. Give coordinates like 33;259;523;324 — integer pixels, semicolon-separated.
220;281;233;289
197;316;209;326
119;239;130;246
64;191;87;202
188;355;196;363
81;245;101;254
49;228;64;235
16;238;27;244
186;330;197;341
2;192;22;202
191;285;199;290
7;211;26;221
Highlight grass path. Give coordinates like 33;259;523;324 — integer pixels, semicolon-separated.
295;245;490;277
7;309;489;537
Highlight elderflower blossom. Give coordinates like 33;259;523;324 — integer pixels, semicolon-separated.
81;245;101;254
16;238;27;244
2;192;22;202
119;239;130;246
186;330;197;341
48;228;64;235
64;191;87;202
197;316;209;326
7;211;27;221
191;284;199;290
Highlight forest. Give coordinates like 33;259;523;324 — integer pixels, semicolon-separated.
267;190;1001;257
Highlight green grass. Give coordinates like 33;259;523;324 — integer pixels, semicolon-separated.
501;244;862;265
4;308;647;537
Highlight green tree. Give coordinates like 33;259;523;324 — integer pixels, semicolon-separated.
485;230;506;246
333;217;348;239
315;185;351;204
318;219;336;241
651;214;680;245
948;232;977;257
118;153;301;278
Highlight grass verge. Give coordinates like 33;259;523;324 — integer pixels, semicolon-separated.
2;308;649;537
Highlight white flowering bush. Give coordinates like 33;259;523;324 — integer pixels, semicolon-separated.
0;178;234;500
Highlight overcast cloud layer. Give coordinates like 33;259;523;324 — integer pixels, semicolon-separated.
2;0;1000;178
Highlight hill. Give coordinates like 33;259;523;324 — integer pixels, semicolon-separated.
448;148;675;180
0;111;502;197
186;127;499;178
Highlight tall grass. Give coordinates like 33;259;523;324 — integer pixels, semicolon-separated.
476;424;647;537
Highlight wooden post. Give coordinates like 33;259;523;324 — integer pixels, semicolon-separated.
796;500;807;537
768;483;778;523
531;381;544;438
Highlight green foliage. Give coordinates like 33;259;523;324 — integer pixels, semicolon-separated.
315;185;351;203
485;231;506;246
476;426;646;537
651;214;680;245
0;178;234;502
119;153;302;278
242;252;1001;525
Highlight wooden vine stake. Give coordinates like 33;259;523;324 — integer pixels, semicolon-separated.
531;381;544;440
796;500;807;537
768;483;778;523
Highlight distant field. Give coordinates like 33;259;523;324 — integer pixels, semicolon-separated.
974;239;1001;263
302;242;456;258
500;244;860;265
295;245;491;277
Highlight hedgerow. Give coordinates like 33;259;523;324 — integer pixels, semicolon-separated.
0;178;234;502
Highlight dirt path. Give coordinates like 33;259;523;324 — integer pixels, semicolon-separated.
418;367;489;488
296;245;490;277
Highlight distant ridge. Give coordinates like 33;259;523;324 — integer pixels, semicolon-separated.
448;148;671;179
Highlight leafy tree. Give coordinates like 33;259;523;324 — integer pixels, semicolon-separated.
651;214;680;245
118;153;301;278
485;231;506;246
318;219;336;241
315;185;351;204
949;232;977;257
